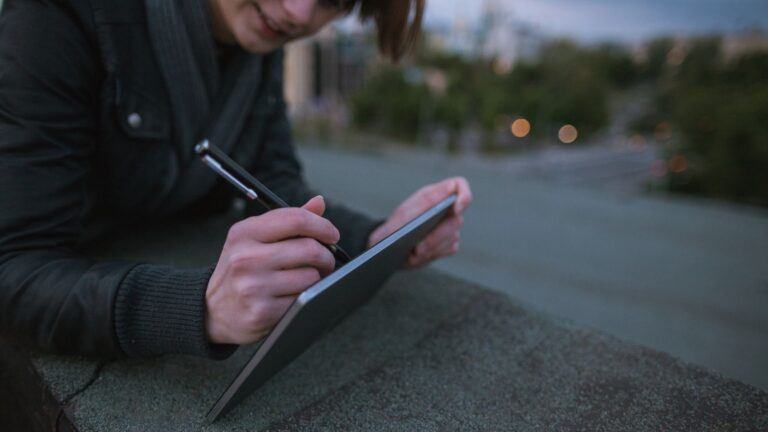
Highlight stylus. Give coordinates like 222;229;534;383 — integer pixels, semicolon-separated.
195;140;352;264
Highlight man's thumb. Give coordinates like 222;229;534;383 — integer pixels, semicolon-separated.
301;195;326;216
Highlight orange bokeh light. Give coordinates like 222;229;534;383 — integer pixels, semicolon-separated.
655;122;672;141
558;124;578;144
511;118;531;138
651;160;668;178
669;154;688;173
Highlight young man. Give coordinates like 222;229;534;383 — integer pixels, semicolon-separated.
0;0;472;359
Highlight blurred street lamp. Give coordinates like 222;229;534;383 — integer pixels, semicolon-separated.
558;124;578;144
667;45;687;66
655;122;672;141
424;69;448;96
511;118;531;138
629;134;647;151
492;57;513;76
669;155;688;173
651;160;668;178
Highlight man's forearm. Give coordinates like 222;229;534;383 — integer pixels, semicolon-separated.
0;250;129;357
0;250;236;359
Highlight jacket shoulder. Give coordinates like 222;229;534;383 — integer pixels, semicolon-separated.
46;0;97;34
54;0;147;26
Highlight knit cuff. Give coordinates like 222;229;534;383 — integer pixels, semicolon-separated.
114;264;237;359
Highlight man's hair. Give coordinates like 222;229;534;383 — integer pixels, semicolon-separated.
356;0;425;62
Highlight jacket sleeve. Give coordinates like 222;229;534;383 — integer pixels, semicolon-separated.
0;1;231;359
249;88;382;257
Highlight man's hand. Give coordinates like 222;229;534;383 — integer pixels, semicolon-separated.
205;196;338;345
368;177;473;268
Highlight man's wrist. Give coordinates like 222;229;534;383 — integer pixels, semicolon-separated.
115;264;236;359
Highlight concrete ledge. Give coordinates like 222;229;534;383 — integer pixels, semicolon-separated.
5;269;765;431
2;212;767;430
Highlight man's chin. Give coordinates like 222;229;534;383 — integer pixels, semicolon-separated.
235;29;282;54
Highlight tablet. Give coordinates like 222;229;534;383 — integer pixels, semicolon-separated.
206;194;457;422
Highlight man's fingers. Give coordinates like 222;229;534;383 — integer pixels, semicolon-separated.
408;250;430;268
301;195;326;217
232;207;340;245
452;176;473;214
435;235;460;257
255;296;298;329
416;234;458;260
267;267;323;297
410;226;460;268
419;215;462;252
416;177;472;214
268;237;336;276
435;177;472;214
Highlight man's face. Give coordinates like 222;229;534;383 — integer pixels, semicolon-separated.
211;0;347;52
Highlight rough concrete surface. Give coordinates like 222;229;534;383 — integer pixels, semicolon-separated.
297;144;768;391
32;269;768;431
14;173;768;431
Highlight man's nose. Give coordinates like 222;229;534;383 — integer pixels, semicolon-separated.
282;0;316;29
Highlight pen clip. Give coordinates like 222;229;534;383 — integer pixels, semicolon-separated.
200;154;259;200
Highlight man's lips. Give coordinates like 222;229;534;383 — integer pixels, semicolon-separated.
253;3;289;39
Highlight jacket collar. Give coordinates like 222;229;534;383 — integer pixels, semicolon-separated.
144;0;267;208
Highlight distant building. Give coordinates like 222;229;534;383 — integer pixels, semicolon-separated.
426;0;543;66
722;29;768;60
632;29;768;67
284;27;373;116
284;39;315;116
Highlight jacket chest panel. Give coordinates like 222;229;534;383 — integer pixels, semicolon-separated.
83;0;283;217
93;21;177;216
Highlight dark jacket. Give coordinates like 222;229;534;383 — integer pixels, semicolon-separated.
0;0;378;358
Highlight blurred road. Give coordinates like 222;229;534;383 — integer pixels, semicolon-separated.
298;142;768;391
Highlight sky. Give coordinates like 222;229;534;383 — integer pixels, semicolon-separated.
424;0;768;42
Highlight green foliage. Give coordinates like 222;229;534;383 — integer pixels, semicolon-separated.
641;37;675;80
506;41;613;137
589;43;640;88
676;37;722;85
350;39;637;145
350;67;429;141
656;37;768;206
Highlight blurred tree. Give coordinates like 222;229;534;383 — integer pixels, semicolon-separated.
350;66;429;141
676;36;722;85
350;38;637;147
641;37;675;80
655;37;768;206
590;43;639;88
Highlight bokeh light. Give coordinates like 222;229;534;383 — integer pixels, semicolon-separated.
511;118;531;138
492;58;513;76
669;154;688;173
651;160;668;178
654;122;672;141
667;46;686;66
558;124;578;144
629;134;647;151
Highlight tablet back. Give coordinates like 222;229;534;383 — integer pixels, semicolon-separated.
206;195;457;422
